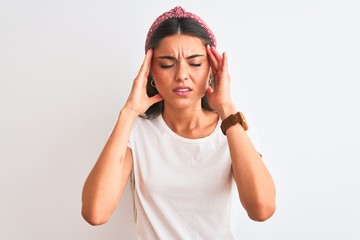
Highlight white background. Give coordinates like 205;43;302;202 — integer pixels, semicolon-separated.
1;0;359;239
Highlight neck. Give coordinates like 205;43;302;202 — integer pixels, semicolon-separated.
162;104;205;133
161;102;219;139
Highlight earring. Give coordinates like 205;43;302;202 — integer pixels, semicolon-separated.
208;78;212;85
150;79;156;88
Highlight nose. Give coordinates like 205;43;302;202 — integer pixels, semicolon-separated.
174;61;189;82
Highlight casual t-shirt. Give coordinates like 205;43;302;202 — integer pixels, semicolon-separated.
128;113;261;240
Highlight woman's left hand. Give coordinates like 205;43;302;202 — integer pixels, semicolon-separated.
206;46;236;119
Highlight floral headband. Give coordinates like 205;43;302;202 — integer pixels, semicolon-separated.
145;6;217;51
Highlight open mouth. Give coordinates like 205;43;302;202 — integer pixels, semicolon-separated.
173;87;192;96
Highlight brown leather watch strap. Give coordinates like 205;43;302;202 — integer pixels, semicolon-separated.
220;112;248;135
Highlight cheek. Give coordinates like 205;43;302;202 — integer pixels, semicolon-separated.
151;67;167;84
151;69;170;95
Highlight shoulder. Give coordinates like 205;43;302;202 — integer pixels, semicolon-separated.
131;115;162;135
129;116;159;148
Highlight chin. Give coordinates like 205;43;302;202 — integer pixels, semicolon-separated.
165;99;199;110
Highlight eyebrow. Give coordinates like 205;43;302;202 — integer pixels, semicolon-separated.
157;54;205;60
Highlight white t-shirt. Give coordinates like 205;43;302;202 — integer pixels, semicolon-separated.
128;114;261;240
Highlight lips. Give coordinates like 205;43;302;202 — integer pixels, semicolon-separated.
173;86;192;96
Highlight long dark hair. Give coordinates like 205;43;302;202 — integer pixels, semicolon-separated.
141;18;214;119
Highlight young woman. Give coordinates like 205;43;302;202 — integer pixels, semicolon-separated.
82;6;276;239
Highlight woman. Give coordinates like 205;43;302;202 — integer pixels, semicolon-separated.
82;6;276;239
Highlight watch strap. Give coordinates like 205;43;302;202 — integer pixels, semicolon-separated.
220;112;248;135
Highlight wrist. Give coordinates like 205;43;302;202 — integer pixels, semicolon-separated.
216;103;237;120
119;107;140;120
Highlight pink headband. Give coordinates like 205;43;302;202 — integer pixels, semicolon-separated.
145;6;217;51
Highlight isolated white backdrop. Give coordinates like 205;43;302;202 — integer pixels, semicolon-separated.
1;0;359;239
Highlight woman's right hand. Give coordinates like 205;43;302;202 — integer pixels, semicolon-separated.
124;49;163;115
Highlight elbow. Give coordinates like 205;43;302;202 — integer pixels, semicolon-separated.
81;206;110;226
247;200;276;222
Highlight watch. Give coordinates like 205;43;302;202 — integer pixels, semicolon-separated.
220;112;248;135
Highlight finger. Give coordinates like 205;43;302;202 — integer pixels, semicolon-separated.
143;49;153;77
210;46;223;63
148;93;163;106
206;45;219;71
214;52;229;85
222;52;228;69
137;49;153;80
206;85;214;94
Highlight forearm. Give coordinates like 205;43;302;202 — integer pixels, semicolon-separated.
219;104;276;221
81;108;138;225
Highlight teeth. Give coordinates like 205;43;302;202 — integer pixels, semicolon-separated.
176;88;190;92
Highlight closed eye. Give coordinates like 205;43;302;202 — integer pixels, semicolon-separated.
190;63;202;67
160;64;175;69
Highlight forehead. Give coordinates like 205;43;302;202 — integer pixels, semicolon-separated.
154;34;206;55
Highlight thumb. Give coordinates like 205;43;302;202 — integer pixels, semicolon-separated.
206;86;214;94
149;94;163;106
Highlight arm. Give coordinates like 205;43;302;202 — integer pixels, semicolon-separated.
206;46;276;221
81;49;163;225
81;110;137;226
218;104;276;221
